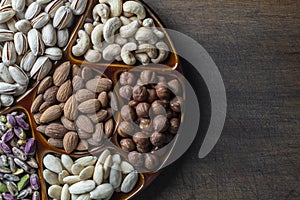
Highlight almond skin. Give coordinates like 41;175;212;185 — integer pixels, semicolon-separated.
64;95;78;121
53;61;71;86
85;78;112;93
78;99;101;114
88;109;108;123
40;105;62;123
31;94;43;113
75;89;96;102
37;76;53;94
48;138;63;148
45;123;68;139
76;115;94;133
72;75;84;91
43;86;59;103
57;80;73;102
63;132;79;154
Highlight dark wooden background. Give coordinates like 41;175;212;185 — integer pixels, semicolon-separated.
136;0;300;199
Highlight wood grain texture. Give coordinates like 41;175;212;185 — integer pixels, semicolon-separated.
136;0;300;199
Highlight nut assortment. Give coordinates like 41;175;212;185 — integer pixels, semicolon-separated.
0;0;182;199
31;62;116;154
0;111;40;199
0;0;87;109
43;150;138;199
72;0;170;65
117;70;183;154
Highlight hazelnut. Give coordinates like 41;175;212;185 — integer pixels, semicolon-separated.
170;96;183;113
168;79;181;95
133;132;150;147
119;85;133;100
151;100;167;116
128;100;139;108
120;72;136;86
128;151;144;167
117;121;135;137
136;102;150;118
144;153;160;170
140;70;157;85
155;82;170;100
137;145;151;153
139;118;153;133
153;115;169;132
168;118;180;134
150;131;167;147
120;138;136;152
147;89;157;103
121;105;137;121
133;85;148;102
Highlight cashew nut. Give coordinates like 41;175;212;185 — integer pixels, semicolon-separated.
91;24;104;49
84;49;102;63
123;1;146;20
84;23;94;35
135;43;157;58
151;41;169;64
135;53;150;65
103;17;121;43
119;20;140;38
143;18;165;39
102;43;121;61
115;35;128;46
99;0;122;17
121;42;137;65
129;16;142;25
135;27;158;45
72;30;90;57
120;16;131;25
92;3;110;23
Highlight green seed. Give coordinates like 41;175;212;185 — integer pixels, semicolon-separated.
0;181;8;193
17;174;30;191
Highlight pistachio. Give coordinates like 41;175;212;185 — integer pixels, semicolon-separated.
24;2;41;20
53;6;73;30
14;32;28;56
31;12;50;29
27;29;45;56
2;41;17;66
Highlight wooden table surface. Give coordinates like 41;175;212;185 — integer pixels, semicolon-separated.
135;0;300;199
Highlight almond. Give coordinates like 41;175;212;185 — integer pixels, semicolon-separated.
39;101;54;112
98;92;108;108
86;78;112;93
92;123;104;143
88;109;108;123
36;125;47;134
48;138;63;148
63;132;79;154
53;61;71;86
64;95;78;121
72;64;80;77
45;123;68;139
72;75;84;91
34;113;42;125
61;116;76;131
78;99;101;114
76;140;88;151
81;67;94;81
40;105;62;123
78;130;92;139
75;89;96;102
37;76;53;94
31;94;43;113
76;115;94;133
105;119;114;137
57;80;73;102
43;86;59;103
